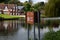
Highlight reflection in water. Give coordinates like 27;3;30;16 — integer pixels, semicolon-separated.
0;21;5;32
0;21;18;33
40;25;60;40
0;20;60;40
0;20;18;36
0;20;27;40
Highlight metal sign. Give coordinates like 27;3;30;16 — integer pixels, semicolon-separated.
26;12;34;24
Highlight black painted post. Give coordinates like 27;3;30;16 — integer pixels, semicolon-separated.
28;24;31;40
34;18;36;40
28;24;29;40
37;11;40;40
34;11;38;40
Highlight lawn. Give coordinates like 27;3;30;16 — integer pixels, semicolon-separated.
0;14;20;19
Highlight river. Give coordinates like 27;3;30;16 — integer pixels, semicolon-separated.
0;19;60;40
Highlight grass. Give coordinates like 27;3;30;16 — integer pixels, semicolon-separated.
0;14;20;19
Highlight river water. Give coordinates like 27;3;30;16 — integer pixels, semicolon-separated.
0;20;60;40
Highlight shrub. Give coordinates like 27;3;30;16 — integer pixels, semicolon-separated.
43;30;60;40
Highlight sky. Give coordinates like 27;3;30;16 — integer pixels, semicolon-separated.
19;0;48;4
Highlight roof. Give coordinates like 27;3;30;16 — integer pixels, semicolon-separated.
0;4;16;9
17;6;24;10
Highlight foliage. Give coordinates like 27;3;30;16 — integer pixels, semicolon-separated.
8;0;18;4
23;1;33;12
9;0;23;6
0;0;4;3
33;2;44;11
45;0;60;17
43;30;60;40
0;0;23;6
16;1;23;6
4;0;13;4
23;1;45;12
0;0;16;4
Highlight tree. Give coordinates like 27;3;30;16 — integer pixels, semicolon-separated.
8;0;18;4
33;2;44;11
45;0;60;17
23;1;32;12
0;0;5;3
4;0;11;4
17;1;23;6
0;0;20;4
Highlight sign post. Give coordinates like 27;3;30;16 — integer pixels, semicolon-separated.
26;11;41;40
26;11;34;40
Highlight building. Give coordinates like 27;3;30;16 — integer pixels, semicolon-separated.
17;6;24;15
0;4;17;15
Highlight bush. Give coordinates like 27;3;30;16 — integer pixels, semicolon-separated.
43;30;60;40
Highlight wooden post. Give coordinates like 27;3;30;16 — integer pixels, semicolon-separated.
17;6;18;15
1;10;4;14
12;8;13;15
15;4;16;15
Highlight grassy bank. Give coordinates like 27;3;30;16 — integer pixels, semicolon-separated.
43;30;60;40
0;14;20;20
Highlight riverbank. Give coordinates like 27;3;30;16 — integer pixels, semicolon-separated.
0;14;20;20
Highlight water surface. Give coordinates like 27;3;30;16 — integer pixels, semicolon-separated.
0;20;60;40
